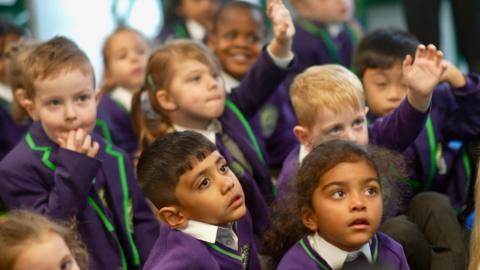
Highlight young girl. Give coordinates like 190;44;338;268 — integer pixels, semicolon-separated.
263;140;409;270
0;210;88;270
132;0;295;243
97;26;150;159
157;0;222;43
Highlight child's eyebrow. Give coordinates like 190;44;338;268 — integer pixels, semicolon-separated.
321;177;379;190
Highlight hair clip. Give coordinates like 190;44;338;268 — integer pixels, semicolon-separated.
140;90;161;120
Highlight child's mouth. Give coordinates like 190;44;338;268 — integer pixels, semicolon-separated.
228;194;243;208
348;218;370;229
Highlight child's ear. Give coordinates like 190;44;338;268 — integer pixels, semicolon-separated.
15;88;38;121
157;206;188;229
301;207;318;232
293;125;310;148
364;106;369;114
155;90;177;111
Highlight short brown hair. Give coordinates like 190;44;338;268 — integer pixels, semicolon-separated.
23;36;94;98
0;210;89;270
290;64;364;128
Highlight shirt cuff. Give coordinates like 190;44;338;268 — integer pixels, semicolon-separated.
266;46;294;69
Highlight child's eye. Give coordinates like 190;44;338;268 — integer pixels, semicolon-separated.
224;31;237;40
331;190;345;199
48;99;61;106
365;186;379;197
198;178;211;190
246;34;260;44
60;258;73;270
77;94;91;103
189;74;202;83
375;82;387;89
219;163;229;174
328;125;342;135
352;118;365;128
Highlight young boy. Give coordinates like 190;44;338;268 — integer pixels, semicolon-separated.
353;28;478;270
137;131;261;269
207;0;297;171
0;36;159;269
354;28;480;210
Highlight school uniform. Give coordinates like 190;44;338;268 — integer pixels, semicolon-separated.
175;47;295;243
97;88;138;160
157;19;206;43
221;71;298;171
0;122;159;270
144;214;261;270
399;75;480;209
278;232;409;270
277;98;429;193
0;104;28;160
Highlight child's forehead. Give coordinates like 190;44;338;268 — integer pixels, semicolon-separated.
177;150;222;182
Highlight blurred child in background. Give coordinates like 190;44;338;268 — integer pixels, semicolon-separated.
0;210;89;270
97;26;150;159
208;0;297;173
157;0;222;43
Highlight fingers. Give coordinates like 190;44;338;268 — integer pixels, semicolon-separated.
414;44;426;60
87;141;100;158
403;54;412;69
58;129;99;158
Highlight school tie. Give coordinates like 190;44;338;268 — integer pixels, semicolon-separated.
342;252;370;270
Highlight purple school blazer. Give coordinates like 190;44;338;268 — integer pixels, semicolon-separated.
144;213;261;270
278;232;410;270
0;122;159;270
0;104;28;161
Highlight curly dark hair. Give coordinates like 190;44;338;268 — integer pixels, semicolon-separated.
262;140;407;269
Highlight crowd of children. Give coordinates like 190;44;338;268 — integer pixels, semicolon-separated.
0;0;480;269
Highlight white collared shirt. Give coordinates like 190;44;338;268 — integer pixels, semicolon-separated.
298;144;309;164
221;71;240;94
308;232;372;269
173;119;222;144
185;19;207;42
180;220;239;250
110;86;133;112
0;82;12;103
327;23;344;38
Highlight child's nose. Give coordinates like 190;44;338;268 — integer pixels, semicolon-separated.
350;192;367;211
65;103;77;121
344;129;358;143
220;177;235;194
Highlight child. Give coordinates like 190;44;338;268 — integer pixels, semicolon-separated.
0;36;159;269
137;131;261;269
157;0;221;43
264;140;409;270
277;43;447;192
353;28;480;210
288;0;362;76
0;210;88;270
0;17;27;160
97;26;150;159
132;0;295;240
353;29;472;270
207;1;298;171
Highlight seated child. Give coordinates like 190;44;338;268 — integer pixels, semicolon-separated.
97;26;151;159
353;28;480;210
0;17;28;160
278;43;447;191
157;0;221;43
132;0;295;240
353;28;478;270
288;0;362;75
137;131;261;270
0;36;159;269
264;140;409;270
0;209;89;270
207;1;298;171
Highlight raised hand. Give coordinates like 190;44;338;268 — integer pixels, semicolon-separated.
266;0;295;58
403;44;447;112
58;129;100;158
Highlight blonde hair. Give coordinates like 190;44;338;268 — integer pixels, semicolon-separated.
23;36;94;98
0;210;89;270
469;164;480;270
5;41;37;122
131;39;220;152
290;64;364;128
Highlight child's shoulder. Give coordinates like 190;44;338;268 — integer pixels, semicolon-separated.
278;237;322;269
144;226;216;270
375;232;407;262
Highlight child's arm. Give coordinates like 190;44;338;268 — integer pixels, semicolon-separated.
266;0;295;59
403;44;447;113
228;0;296;118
